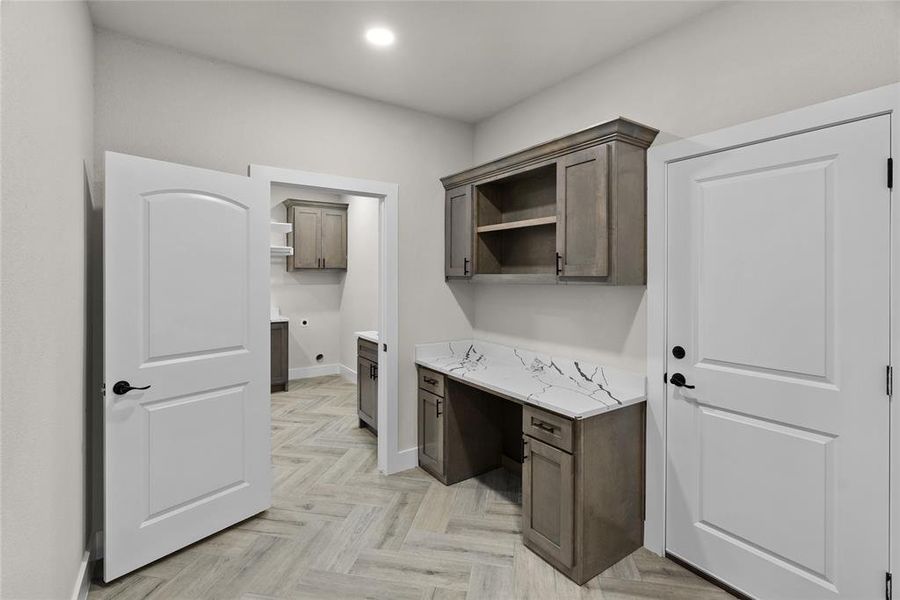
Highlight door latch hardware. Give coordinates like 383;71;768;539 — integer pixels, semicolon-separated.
669;373;695;389
888;365;893;397
112;380;151;395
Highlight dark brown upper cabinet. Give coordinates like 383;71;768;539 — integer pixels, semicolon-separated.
284;200;347;271
444;185;472;278
440;118;657;284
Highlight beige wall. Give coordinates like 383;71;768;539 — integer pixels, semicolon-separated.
339;195;380;373
268;185;379;376
0;1;95;598
269;185;346;372
94;30;475;450
471;1;900;371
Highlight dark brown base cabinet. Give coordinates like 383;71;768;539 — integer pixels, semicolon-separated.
270;321;288;392
357;338;378;432
416;366;645;585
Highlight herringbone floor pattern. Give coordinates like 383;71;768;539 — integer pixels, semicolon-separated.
90;376;733;600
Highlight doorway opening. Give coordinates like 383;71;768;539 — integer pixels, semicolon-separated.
250;165;400;474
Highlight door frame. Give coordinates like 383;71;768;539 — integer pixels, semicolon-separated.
646;83;899;568
249;164;404;474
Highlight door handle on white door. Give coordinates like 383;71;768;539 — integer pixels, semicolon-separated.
112;380;151;395
669;373;695;389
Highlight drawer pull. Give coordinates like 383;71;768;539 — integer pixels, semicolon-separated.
423;376;439;385
533;420;556;433
436;399;443;418
523;438;530;461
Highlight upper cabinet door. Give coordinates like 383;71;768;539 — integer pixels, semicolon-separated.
291;205;321;270
445;185;472;278
556;145;610;278
321;206;348;269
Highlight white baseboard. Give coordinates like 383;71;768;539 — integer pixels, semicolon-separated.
71;549;91;600
289;364;340;380
340;363;357;384
388;446;419;474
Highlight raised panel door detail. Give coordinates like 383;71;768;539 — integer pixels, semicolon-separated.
418;388;443;475
445;186;472;278
144;192;248;363
321;207;347;269
144;385;247;518
292;206;320;269
697;159;832;379
557;145;609;278
523;436;574;567
697;405;835;578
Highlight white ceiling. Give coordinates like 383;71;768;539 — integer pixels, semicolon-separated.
88;1;721;123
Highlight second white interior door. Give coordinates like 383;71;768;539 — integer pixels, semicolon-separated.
665;115;890;599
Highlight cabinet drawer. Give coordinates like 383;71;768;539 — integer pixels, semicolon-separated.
358;338;378;362
523;406;573;453
418;368;445;397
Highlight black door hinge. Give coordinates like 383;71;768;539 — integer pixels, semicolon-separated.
887;365;893;397
886;571;892;600
889;158;894;189
663;372;668;384
382;343;387;353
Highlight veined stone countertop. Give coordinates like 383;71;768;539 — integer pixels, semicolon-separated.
356;330;379;344
415;340;646;419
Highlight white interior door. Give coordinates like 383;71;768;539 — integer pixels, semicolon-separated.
104;152;270;581
666;116;890;599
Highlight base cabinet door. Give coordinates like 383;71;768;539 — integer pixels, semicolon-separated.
357;356;377;430
418;389;444;476
523;435;574;568
270;321;288;392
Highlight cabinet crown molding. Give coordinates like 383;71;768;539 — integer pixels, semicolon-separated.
440;117;658;189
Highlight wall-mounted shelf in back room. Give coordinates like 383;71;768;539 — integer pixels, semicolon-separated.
270;221;294;256
441;117;658;285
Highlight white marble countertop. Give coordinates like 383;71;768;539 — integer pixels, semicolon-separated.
415;340;646;419
356;330;379;343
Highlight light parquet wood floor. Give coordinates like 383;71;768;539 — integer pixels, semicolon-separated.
90;376;733;600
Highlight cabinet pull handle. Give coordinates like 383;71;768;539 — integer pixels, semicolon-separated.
322;258;326;269
556;252;562;276
423;376;439;385
463;257;470;276
435;399;442;418
373;365;378;381
533;420;556;433
523;438;529;461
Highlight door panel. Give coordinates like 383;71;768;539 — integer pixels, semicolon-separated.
522;436;574;567
557;145;609;278
292;205;320;269
104;152;270;581
321;206;347;269
418;388;443;474
665;116;890;600
445;185;472;277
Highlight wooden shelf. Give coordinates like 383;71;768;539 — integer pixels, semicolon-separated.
270;245;293;257
476;216;557;234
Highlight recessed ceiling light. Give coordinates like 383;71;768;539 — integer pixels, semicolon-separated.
365;27;395;47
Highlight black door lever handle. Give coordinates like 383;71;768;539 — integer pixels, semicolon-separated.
113;380;151;395
669;373;695;389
